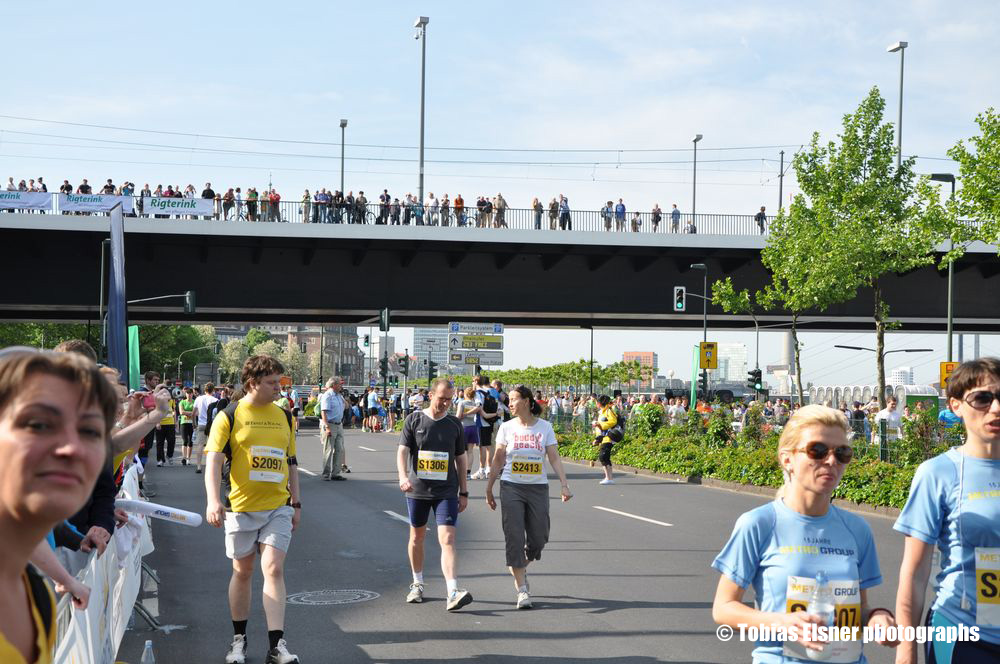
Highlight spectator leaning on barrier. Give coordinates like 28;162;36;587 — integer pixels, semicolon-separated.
559;195;572;230
201;182;216;220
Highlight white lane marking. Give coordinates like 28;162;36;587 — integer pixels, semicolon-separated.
299;468;317;476
384;510;410;524
593;506;673;527
359;446;377;452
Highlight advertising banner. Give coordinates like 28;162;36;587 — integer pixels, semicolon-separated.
58;193;134;213
0;190;52;210
142;196;214;216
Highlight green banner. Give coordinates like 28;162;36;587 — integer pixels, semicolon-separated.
690;345;698;409
127;325;141;391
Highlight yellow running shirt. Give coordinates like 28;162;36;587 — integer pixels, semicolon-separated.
159;398;176;426
0;571;55;664
206;400;296;513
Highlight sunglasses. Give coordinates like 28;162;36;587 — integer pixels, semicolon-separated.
964;390;1000;411
796;442;853;464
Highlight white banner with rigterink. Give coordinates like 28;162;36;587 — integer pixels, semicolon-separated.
142;196;215;216
0;191;53;210
58;194;134;213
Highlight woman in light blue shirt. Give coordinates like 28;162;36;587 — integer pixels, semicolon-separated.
894;357;1000;664
712;405;897;663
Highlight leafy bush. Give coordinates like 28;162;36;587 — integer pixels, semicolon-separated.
304;398;318;417
557;423;921;509
630;403;665;439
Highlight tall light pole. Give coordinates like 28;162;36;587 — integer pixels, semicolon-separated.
690;262;708;396
930;173;956;361
692;134;703;228
414;16;429;206
339;119;347;195
887;41;908;170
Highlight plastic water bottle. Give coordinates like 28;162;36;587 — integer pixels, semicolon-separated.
140;639;156;664
805;571;835;661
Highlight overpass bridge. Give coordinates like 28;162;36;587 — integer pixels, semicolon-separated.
2;213;998;333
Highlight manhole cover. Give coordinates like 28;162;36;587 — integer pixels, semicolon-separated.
287;589;380;606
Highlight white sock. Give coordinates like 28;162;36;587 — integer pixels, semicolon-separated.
413;572;423;584
446;578;458;594
517;584;528;594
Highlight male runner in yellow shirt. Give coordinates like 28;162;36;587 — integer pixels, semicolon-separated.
205;356;301;664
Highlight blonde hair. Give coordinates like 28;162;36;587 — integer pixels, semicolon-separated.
776;404;849;498
464;386;475;400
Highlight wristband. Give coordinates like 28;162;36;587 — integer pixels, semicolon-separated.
290;502;302;509
459;492;469;497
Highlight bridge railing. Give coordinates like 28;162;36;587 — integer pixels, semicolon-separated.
6;193;776;235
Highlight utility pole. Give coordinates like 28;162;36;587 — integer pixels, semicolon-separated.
778;150;785;211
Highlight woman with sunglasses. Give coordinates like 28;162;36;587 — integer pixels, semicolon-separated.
0;348;119;664
712;404;897;663
485;386;572;610
894;357;1000;664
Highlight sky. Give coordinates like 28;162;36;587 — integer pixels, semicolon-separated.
4;1;999;387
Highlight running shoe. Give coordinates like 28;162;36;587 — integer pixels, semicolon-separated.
225;634;247;664
167;458;174;466
516;591;532;610
195;468;202;474
406;583;424;603
342;464;351;473
446;588;473;611
156;461;163;467
470;469;484;480
599;479;615;485
264;638;299;664
181;458;187;466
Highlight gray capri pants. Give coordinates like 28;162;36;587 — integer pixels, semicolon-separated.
499;480;550;568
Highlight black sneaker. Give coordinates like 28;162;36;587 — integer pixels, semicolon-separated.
264;638;299;663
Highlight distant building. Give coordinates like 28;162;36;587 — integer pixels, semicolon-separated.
889;366;914;385
623;351;658;389
717;343;748;383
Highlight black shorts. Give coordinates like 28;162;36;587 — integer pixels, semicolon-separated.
479;425;494;447
598;442;614;467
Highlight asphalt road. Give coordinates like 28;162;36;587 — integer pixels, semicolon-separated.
118;427;916;664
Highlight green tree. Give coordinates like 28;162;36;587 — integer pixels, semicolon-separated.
0;323;93;350
765;87;949;406
253;339;283;360
949;107;1000;248
219;339;249;383
139;324;217;383
244;327;272;354
280;343;309;384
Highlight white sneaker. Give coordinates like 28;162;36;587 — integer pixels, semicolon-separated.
156;461;163;467
516;591;532;610
406;583;424;603
225;634;247;664
599;479;615;485
167;458;174;466
265;638;299;664
446;588;473;611
470;469;484;480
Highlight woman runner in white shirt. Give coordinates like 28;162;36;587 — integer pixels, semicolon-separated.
486;385;572;609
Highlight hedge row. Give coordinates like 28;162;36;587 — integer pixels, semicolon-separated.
556;431;917;509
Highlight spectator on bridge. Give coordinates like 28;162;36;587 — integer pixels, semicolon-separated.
453;193;464;226
494;193;508;228
440;194;450;226
379;189;391;224
390;198;401;225
222;188;235;220
558;195;571;230
532;197;543;230
685;217;697;234
651;204;662;232
548;197;558;230
59;180;73;215
630;211;641;232
600;201;613;231
671;203;680;232
201;182;216;220
76;179;92;194
755;205;767;234
353;191;367;224
268;188;282;222
614;198;626;231
6;176;15;191
246;187;259;221
427;192;438;226
712;405;896;662
300;190;311;223
100;179;115;195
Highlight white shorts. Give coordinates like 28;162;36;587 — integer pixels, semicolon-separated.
224;506;294;560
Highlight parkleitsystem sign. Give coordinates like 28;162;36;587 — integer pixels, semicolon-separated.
448;322;505;367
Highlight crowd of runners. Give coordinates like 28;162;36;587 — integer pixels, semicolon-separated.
1;340;998;664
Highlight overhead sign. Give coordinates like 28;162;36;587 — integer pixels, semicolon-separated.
699;341;718;370
449;334;503;350
940;361;960;390
766;364;789;374
449;321;504;335
458;350;504;366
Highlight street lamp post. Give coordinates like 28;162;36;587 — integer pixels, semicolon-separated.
930;173;956;361
414;16;429;206
339;119;347;196
690;262;708;396
834;344;933;404
692;134;703;229
887;41;908;170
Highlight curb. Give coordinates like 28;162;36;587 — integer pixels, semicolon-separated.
560;455;901;520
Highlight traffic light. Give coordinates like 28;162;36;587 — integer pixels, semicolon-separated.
673;286;685;312
747;369;763;391
379;356;389;378
184;290;196;314
363;334;370;347
399;356;409;377
428;360;438;381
